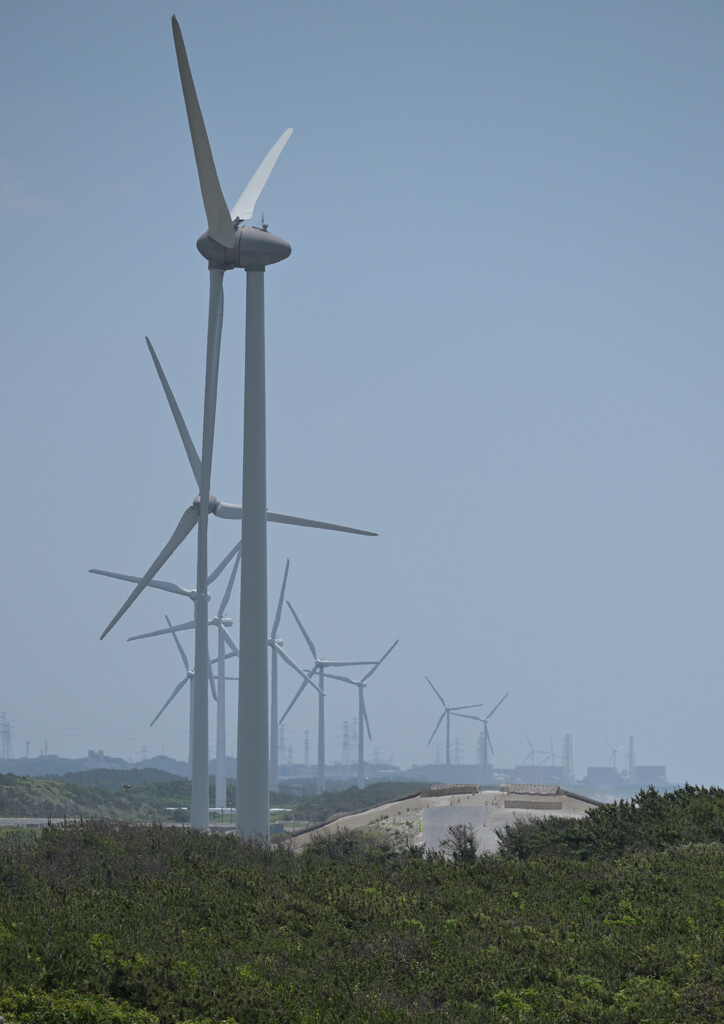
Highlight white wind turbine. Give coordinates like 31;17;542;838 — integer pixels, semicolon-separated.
168;17;376;836
478;692;509;774
605;738;626;770
149;615;234;774
279;602;379;793
426;677;484;774
93;329;372;832
125;550;241;808
325;640;399;789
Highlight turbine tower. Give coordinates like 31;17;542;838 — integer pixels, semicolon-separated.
169;18;376;836
425;677;483;775
125;550;241;808
477;691;509;775
280;601;378;793
326;640;399;788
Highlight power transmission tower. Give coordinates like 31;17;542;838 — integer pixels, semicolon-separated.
626;736;636;780
563;734;574;779
341;720;351;764
452;737;463;765
0;714;11;758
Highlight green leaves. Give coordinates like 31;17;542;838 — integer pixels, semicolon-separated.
1;812;723;1022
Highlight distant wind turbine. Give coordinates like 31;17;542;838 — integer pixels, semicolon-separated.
326;639;399;788
426;677;483;773
126;550;241;807
477;692;509;772
280;602;378;793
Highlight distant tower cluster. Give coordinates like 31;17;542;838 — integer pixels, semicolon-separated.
341;720;351;764
0;713;12;759
626;735;636;779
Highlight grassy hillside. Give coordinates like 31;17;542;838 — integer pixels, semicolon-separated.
61;769;181;791
0;774;189;821
0;773;423;825
1;789;724;1022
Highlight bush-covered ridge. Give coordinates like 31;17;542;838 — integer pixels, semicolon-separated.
1;788;724;1022
499;783;724;859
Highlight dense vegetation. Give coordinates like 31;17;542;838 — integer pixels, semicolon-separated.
1;786;724;1022
499;783;724;859
0;774;191;821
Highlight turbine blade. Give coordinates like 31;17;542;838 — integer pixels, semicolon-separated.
145;337;201;488
217;550;240;616
127;619;195;641
361;698;372;742
271;559;290;638
428;710;446;745
207;540;241;587
230;128;293;222
213;503;378;536
325;673;356;686
220;623;239;657
171;17;235;247
213;502;242;519
273;643;322;699
267;511;377;536
99;507;198;639
485;691;509;722
425;676;447;709
150;674;190;727
165;614;190;672
89;569;191;598
286;602;317;661
199;268;224;503
323;660;377;668
451;712;483;722
360;638;399;682
207;649;217;702
487;734;495;758
450;703;484;711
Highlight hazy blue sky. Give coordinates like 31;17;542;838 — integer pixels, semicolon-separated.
1;1;723;783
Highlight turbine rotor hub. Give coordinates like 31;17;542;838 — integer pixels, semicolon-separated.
193;493;220;514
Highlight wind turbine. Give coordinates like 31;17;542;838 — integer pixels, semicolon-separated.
426;677;484;774
326;640;399;788
149;615;233;775
169;17;377;837
477;692;509;774
280;602;379;793
93;332;372;832
125;550;242;808
605;738;626;770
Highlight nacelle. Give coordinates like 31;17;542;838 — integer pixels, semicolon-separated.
197;223;291;269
